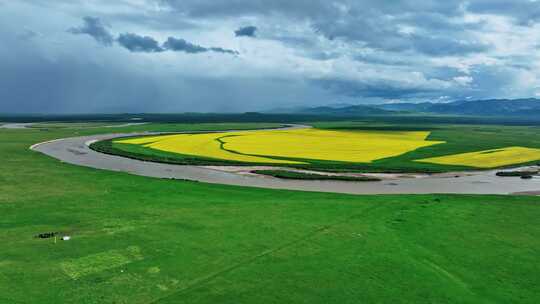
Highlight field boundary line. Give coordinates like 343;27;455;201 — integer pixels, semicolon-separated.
147;204;381;304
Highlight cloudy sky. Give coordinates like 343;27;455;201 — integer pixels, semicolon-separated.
1;0;540;113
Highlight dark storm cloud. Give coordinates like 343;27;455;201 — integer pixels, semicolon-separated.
68;0;537;55
0;38;165;113
159;0;335;18
68;17;237;55
311;11;488;56
163;37;205;53
207;47;238;55
163;37;238;54
162;0;490;57
166;0;533;23
116;34;238;55
1;0;539;114
117;33;164;53
68;16;114;46
0;33;322;114
235;26;257;37
159;1;462;23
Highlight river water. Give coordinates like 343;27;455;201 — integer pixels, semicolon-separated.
29;128;540;195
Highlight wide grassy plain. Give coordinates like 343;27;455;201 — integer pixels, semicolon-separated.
1;122;540;303
98;122;540;172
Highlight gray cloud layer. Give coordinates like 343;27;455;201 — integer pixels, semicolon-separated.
1;0;540;113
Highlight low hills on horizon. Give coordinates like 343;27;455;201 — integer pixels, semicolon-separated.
2;98;540;123
268;98;540;117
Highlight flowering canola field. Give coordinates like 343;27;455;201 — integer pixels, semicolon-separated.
415;146;540;168
116;132;303;164
221;129;443;162
116;129;444;164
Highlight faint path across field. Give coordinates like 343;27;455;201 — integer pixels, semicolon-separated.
29;124;540;195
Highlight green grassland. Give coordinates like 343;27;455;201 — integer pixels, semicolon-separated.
96;122;540;172
1;122;540;303
28;122;284;133
27;122;128;129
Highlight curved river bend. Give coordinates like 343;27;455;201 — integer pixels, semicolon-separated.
30;126;540;195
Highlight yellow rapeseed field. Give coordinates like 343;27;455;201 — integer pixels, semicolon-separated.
116;132;303;164
116;128;444;164
222;129;443;162
415;146;540;168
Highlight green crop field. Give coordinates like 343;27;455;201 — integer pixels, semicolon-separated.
1;122;540;303
95;122;540;172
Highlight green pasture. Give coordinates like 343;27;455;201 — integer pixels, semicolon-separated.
0;122;539;303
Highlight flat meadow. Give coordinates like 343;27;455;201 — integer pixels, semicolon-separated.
1;121;539;303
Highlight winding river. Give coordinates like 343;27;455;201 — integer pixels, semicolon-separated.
28;125;540;195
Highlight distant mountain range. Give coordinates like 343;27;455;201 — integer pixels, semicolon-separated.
269;98;540;116
297;105;392;115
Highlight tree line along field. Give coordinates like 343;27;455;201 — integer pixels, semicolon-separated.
95;122;540;173
1;121;539;303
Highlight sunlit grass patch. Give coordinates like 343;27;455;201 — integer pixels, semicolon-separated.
101;219;138;235
415;146;540;168
61;246;143;279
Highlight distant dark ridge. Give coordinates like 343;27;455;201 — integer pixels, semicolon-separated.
268;98;540;117
297;104;393;115
3;112;540;126
374;98;540;116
